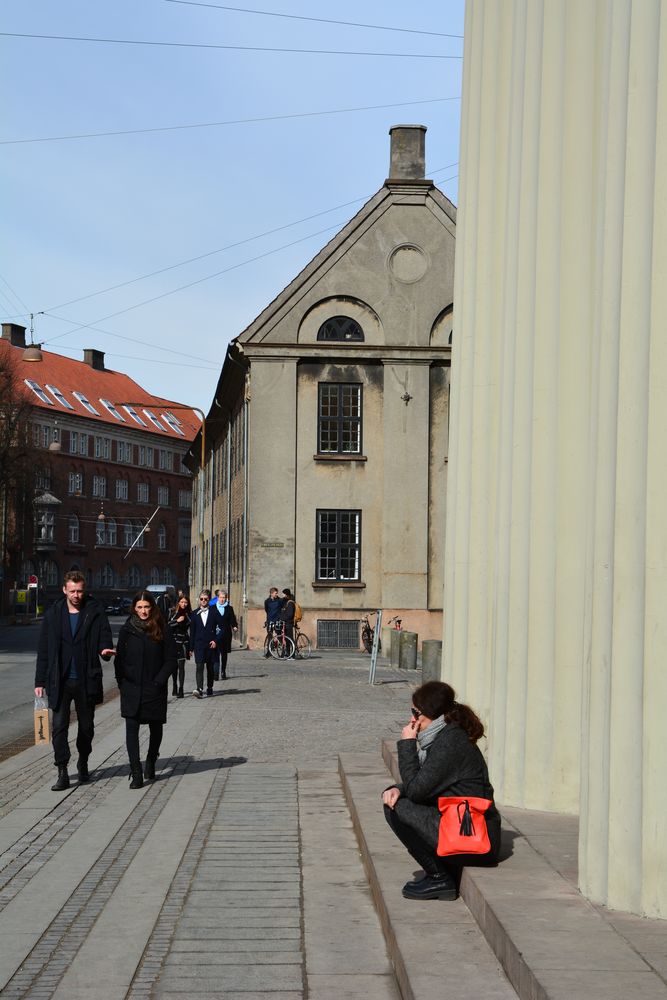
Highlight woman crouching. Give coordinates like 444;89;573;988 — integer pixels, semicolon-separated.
383;680;501;900
114;591;177;788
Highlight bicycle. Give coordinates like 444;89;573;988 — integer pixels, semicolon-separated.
387;615;403;630
265;621;295;659
293;624;311;659
361;612;381;654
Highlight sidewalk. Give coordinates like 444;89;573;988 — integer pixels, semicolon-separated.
0;652;664;999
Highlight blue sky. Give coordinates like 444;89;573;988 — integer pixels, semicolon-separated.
1;0;464;408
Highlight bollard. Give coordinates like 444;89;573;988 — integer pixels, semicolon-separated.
421;640;442;682
390;629;401;668
381;627;393;661
399;631;418;670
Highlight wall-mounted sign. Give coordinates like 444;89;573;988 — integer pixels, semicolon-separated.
260;542;285;548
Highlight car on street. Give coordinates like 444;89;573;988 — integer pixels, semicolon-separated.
104;597;133;616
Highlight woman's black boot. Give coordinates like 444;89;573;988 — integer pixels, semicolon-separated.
129;764;143;789
144;757;156;781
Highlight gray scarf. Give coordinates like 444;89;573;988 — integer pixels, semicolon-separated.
416;715;447;764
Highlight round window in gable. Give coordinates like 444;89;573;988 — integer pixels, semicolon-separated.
316;316;364;342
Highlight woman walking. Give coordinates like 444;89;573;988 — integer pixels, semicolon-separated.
382;680;501;900
168;594;191;697
114;591;177;788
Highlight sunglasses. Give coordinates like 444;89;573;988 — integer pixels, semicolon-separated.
199;597;209;602
411;707;422;719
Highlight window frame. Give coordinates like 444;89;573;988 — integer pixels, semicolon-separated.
315;509;362;583
317;382;363;456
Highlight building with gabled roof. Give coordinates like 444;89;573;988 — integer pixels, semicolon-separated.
187;125;455;652
0;324;198;612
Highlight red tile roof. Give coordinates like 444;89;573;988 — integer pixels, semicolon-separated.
0;341;200;441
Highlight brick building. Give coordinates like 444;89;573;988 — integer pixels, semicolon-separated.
0;323;198;611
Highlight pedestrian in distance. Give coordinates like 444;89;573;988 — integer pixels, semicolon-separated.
263;587;284;657
34;570;115;791
114;591;177;788
214;589;238;680
209;589;221;679
189;589;219;698
156;589;174;620
280;588;296;655
382;681;501;901
168;594;191;697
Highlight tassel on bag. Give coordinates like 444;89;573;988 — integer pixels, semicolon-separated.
436;796;492;856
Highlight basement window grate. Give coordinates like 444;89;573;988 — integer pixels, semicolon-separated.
317;619;361;649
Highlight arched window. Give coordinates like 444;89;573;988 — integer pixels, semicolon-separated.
128;565;141;589
101;563;115;588
20;560;36;586
107;517;117;546
43;559;59;586
68;514;80;545
158;523;167;550
134;520;145;548
96;519;105;545
163;567;173;585
316;316;364;342
150;565;160;585
123;521;133;548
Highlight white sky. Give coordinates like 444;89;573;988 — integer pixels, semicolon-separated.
1;0;464;409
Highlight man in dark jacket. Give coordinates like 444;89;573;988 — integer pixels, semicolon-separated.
34;571;114;791
263;587;283;658
189;589;219;698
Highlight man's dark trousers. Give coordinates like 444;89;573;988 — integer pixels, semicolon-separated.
51;680;95;766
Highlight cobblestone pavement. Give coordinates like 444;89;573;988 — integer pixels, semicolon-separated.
0;652;414;999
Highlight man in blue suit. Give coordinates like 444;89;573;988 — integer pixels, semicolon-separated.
189;590;219;698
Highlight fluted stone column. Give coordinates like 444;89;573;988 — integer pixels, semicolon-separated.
445;0;667;917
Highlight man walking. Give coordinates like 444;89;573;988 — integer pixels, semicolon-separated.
214;589;238;680
189;589;219;698
34;571;114;791
263;587;284;658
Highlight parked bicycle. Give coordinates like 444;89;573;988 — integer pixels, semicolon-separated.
293;624;311;659
361;612;381;654
387;615;403;630
265;621;295;659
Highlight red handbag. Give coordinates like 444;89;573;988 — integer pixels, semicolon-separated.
436;796;493;857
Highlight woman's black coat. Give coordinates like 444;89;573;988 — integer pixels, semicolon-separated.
215;603;238;654
114;619;177;723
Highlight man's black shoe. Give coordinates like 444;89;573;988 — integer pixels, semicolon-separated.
51;766;70;792
77;757;90;783
129;766;144;789
401;872;457;901
144;757;156;781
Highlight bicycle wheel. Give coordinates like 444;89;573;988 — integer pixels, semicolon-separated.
295;633;311;659
361;629;373;654
268;636;283;659
283;636;295;659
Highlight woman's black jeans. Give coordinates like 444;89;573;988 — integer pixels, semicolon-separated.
125;717;163;769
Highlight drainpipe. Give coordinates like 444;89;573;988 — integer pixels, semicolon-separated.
242;373;250;613
226;418;232;587
209;454;214;587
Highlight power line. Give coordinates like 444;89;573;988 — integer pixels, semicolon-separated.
41;162;456;318
0;272;30;313
41;221;346;344
43;314;218;364
53;344;217;370
0;31;462;59
1;96;460;146
163;0;464;39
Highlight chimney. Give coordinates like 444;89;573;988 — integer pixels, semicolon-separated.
387;124;429;183
2;323;27;348
83;348;105;370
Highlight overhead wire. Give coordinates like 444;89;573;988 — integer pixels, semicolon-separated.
162;0;464;38
0;96;460;146
0;32;462;59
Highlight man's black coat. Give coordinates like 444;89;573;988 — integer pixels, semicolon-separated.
34;596;113;707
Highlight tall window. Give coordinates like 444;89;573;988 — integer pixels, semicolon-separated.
128;565;141;588
178;489;192;509
36;510;55;543
107;517;117;546
316;510;361;581
318;384;362;454
35;467;51;491
117;441;132;463
137;482;149;503
94;436;111;459
101;563;115;588
68;514;80;544
138;445;154;467
158;449;173;471
92;475;107;498
150;565;160;585
68;472;84;495
43;559;59;586
116;479;129;500
157;523;167;550
157;485;170;506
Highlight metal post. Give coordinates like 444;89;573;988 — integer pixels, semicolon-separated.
368;609;383;685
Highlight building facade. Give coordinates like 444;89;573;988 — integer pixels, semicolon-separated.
0;324;197;612
445;0;667;917
188;125;455;651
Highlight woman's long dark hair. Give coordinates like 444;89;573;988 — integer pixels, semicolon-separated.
412;681;484;743
131;591;163;642
173;595;192;620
